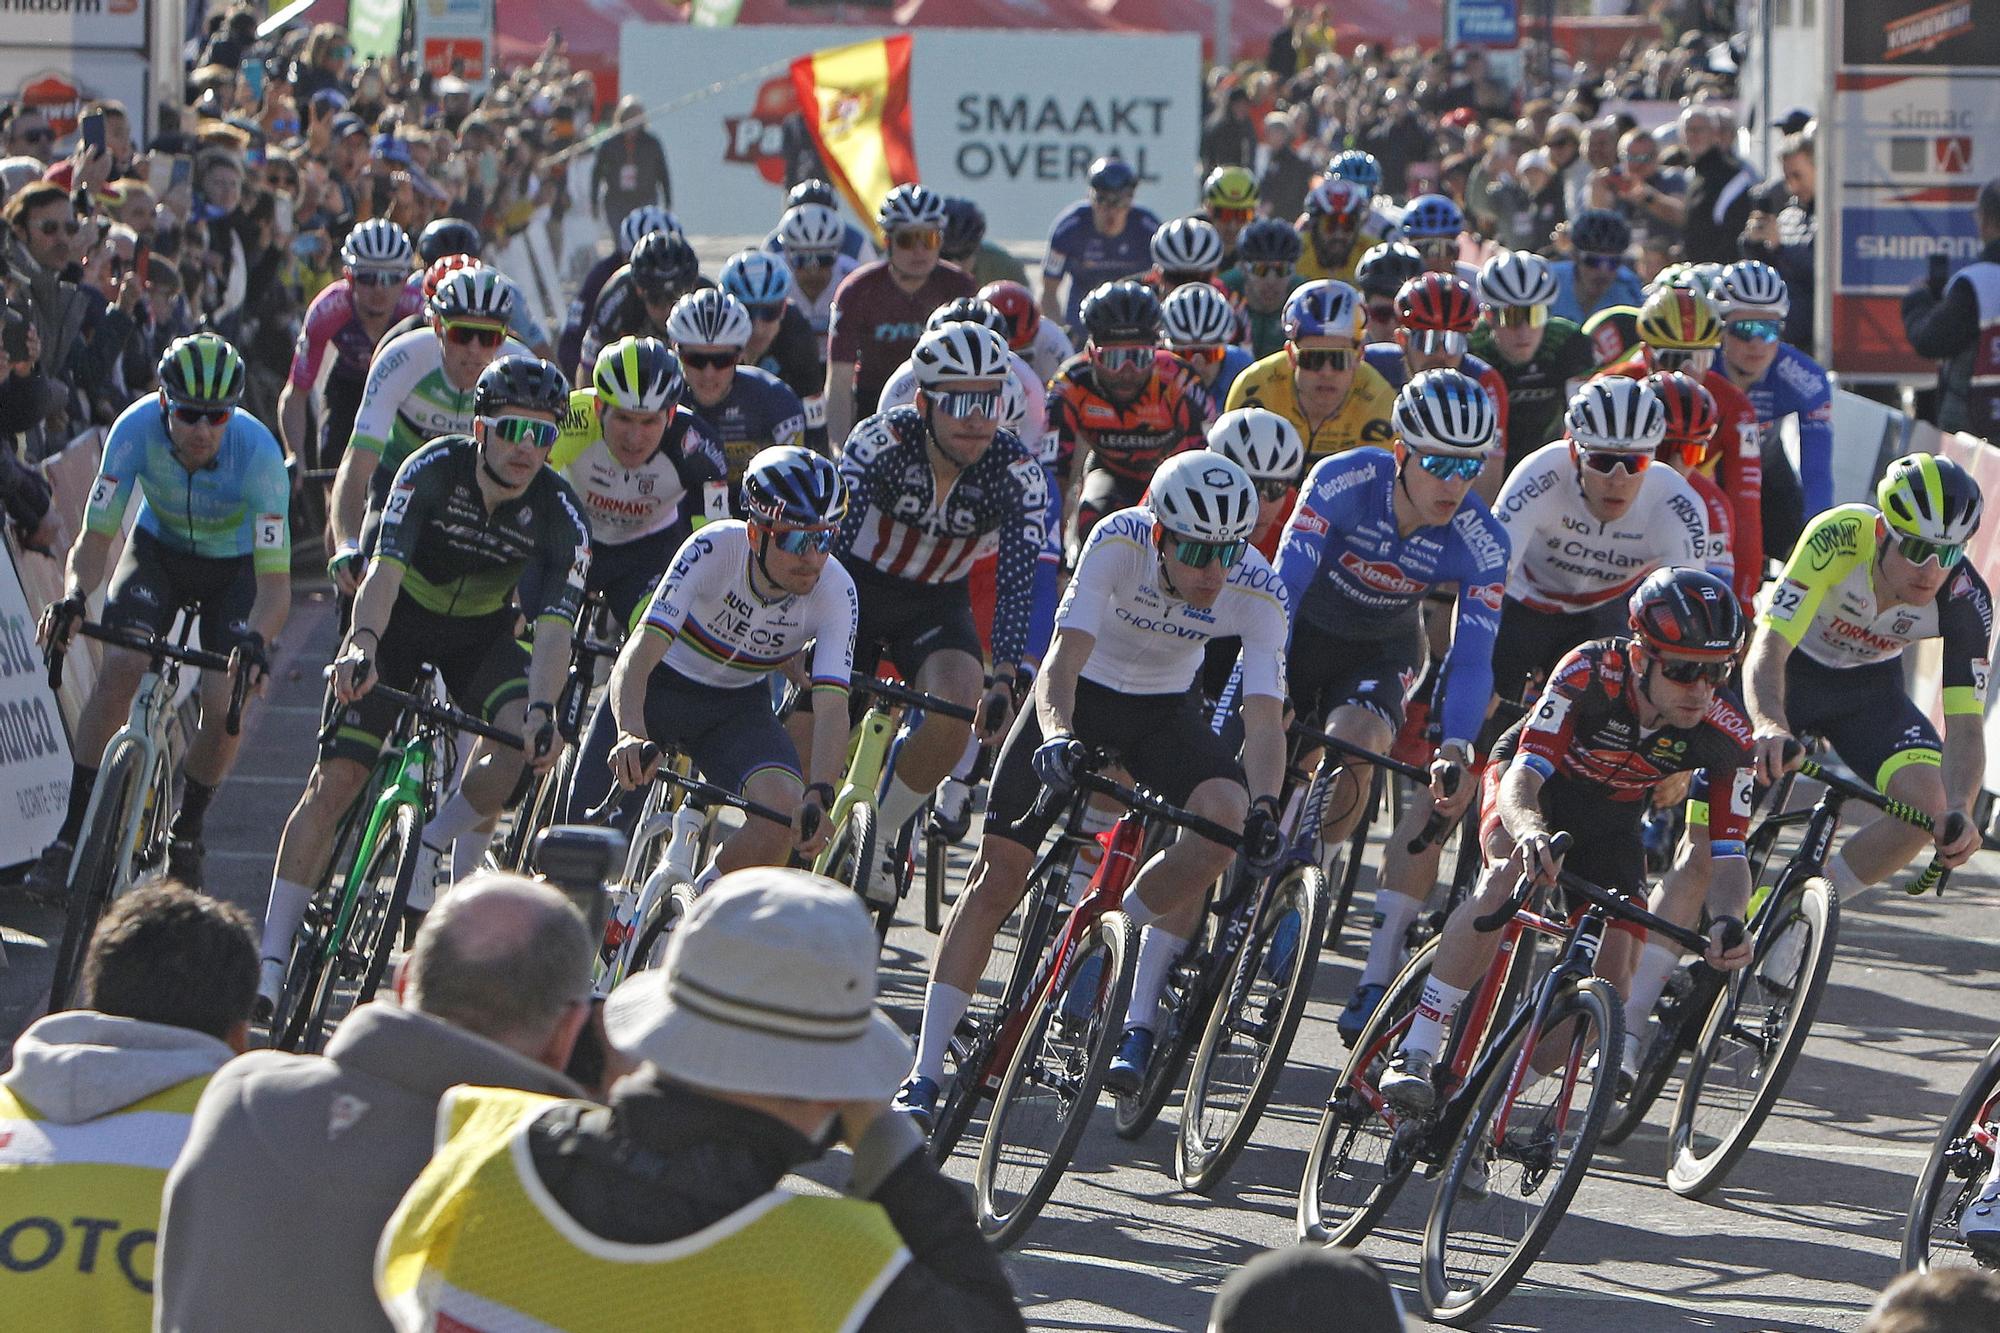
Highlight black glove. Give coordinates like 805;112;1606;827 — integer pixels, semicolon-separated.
1031;733;1086;794
1242;796;1286;876
234;630;269;684
526;703;558;764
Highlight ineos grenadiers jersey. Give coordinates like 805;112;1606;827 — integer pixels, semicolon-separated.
835;406;1051;666
376;436;591;623
1058;506;1289;698
289;278;424;395
349;326;534;494
1275;446;1510;747
641;520;858;691
89;400;292;570
549;389;728;546
1737;343;1835;516
682;367;808;489
1493;441;1707;612
1762;504;1995;713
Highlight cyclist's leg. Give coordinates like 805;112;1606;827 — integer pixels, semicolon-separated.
874;580;987;837
673;683;803;875
173;554;265;855
1796;661;1941;892
424;613;533;879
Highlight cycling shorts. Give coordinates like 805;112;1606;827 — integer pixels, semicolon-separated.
519;524;683;637
1075;468;1147;547
1477;597;1625;752
641;664;800;794
1784;654;1941;791
984;677;1244;850
102;528;259;654
1288;618;1427;732
849;563;985;682
318;374;366;476
320;598;529;766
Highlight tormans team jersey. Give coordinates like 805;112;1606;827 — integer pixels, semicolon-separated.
551;388;728;545
1763;504;1994;714
1225;351;1397;468
1046;351;1212;485
1493;441;1707;612
642;521;857;692
88;398;291;572
349;326;535;494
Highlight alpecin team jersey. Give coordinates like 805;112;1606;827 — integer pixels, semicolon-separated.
1046;351;1212;486
89;398;292;572
550;388;729;546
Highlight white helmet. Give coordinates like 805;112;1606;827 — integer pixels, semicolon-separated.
1392;367;1498;457
877;183;947;232
1150;451;1259;544
1565;377;1667;453
431;267;515;324
911;324;1011;387
998;372;1028;435
666;289;753;349
341;218;413;272
1207;407;1304;484
1161;283;1236;348
778;203;844;254
1150;217;1224;274
618;205;682;254
1477;249;1559;309
1712;259;1790;319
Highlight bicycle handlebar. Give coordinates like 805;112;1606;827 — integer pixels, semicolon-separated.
1020;746;1243;850
848;672;978;723
1784;746;2000;893
1285;720;1462;854
45;617;248;733
583;740;793;830
1470;831;1715;955
1409;763;1463;856
318;664;525;750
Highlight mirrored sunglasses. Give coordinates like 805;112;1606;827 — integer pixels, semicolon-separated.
1092;344;1155;371
170;404;231;426
1210;206;1255;225
892;227;940;250
1896;533;1966;568
790;251;836;269
1249;262;1294;279
1578;448;1650;475
1403;329;1467;356
444;322;504;348
1725;318;1782;344
1653;347;1715;375
763;523;839;555
1173;343;1227;364
1166;534;1245;569
1254;478;1291;502
1294;347;1354;372
929;388;1001;419
483;414;559;448
1413;452;1483;481
1655;656;1731;685
350;268;404;288
1493;304;1548;328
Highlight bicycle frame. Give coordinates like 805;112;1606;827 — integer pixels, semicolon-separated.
70;657;181;896
306;722;437;971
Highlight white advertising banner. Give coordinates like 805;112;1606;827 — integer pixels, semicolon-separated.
0;545;72;868
617;24;1202;242
0;49;149;146
0;0;146;51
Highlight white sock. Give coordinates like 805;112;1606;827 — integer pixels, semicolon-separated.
423;789;485;852
261;878;312;961
452;828;495;879
1400;977;1470;1061
1359;890;1425;989
950;733;979;782
1120;884;1165;931
1828;850;1869;900
877;775;930;837
913;982;973;1082
1623;940;1682;1036
1125;926;1186;1029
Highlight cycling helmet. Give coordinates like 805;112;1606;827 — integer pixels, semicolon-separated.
474;355;569;417
911;324;1012;387
431;267;515;325
978;280;1040;350
1392;367;1497;457
998;372;1029;435
629;232;700;294
1162;284;1236;348
1568;207;1632;256
1653;261;1705;294
341;218;413;272
1565;377;1667;453
618;205;682;254
415;217;479;265
777;203;843;255
1080;280;1163;345
1282;280;1364;342
720;250;795;308
1326;150;1383;193
741;444;847;529
926;297;1008;338
158;333;246;409
422;253;482;304
1207;407;1304;484
941;197;986;257
1354;242;1424;299
1304;178;1369;227
593;336;684;413
1087;156;1137;193
786;179;838;211
1203;165;1258;212
1713;259;1790;318
1236;217;1305;267
1628;567;1744;660
1477;250;1559;308
877;183;946;233
1150;217;1224;275
666;289;753;349
1636;285;1722;350
1643;371;1719;448
1878;453;1985;546
1400;193;1465;240
1150;450;1259;544
1395;272;1480;333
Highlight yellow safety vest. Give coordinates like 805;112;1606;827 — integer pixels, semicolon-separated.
0;1074;211;1330
378;1086;910;1333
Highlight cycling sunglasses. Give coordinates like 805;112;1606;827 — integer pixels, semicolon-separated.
1578;448;1651;475
1725;318;1782;344
443;322;504;348
1668;439;1711;468
1492;304;1548;329
680;349;740;370
1402;329;1467;357
1249;262;1294;279
169;403;231;426
1896;533;1966;569
1654;655;1731;686
350;268;403;288
1091;344;1154;371
929;387;1001;420
482;414;559;449
892;227;941;251
1172;343;1226;365
1314;210;1361;235
1653;347;1715;375
1412;452;1483;482
1165;533;1245;569
1412;236;1457;256
1254;478;1290;502
1091;188;1135;207
1293;347;1354;372
745;302;786;322
1209;206;1255;225
790;251;836;269
761;522;839;554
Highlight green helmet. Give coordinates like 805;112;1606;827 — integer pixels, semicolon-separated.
593;336;684;413
1878;453;1984;547
157;334;246;410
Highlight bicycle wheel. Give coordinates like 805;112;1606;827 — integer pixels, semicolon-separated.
824;803;886;936
1296;936;1437;1246
294;804;419;1054
1903;1035;2000;1273
498;746;574;871
1600;960;1715;1148
628;883;697;977
1113;882;1226;1141
1322;768;1384;948
975;910;1134;1249
47;749;146;1010
1180;864;1328;1194
1422;977;1623;1325
1667;875;1838;1198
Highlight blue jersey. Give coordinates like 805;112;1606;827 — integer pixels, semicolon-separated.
1739;343;1834;517
1275;447;1510;748
87;398;292;572
683;366;808;492
1549;260;1645;324
1044;200;1161;329
1213;345;1254;406
1362;345;1503;395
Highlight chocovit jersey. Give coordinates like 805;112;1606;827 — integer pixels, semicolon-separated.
1046;351;1212;485
88;398;291;572
289;277;424;395
349;326;534;495
1493;441;1707;612
550;388;728;546
682;367;807;490
1740;342;1834;515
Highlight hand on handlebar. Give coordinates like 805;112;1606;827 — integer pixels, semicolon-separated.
524;704;561;775
1753;731;1798;787
1703;914;1753;972
974;676;1016;745
37;594;84;650
608;734;661;791
1510;830;1564;888
794;783;834;858
1428;751;1473;821
1031;733;1087;795
328;544;363;598
1240;796;1286;876
331;644;376;703
231;631;270;697
1936;809;1980;869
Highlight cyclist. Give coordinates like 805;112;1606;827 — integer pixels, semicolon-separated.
1045;281;1212;553
772;201;861;362
1327;150;1398;237
1163;283;1254;407
1199;164;1259;266
833;325;1049;903
877;298;1047;444
720;249;825;450
667;289;807;491
760;177;875;263
1294;178;1374;284
1468;250;1595;476
576;231;708;382
278;218;420;484
1206;407;1305;562
1711;259;1832;557
1649;370;1749;602
256;357;587;1015
1354;240;1425;345
1744;453;1988;904
1549;208;1644;324
1041;155;1161;333
559;204;678;376
28;335;289;895
586;447;858;879
400;221;554;358
1581;262;1706;370
1220;217;1307;359
1375;567;1758;1112
893;451;1289;1124
1226;280;1396;464
940;195;1029;288
1364;272;1510;496
1128;217;1229;298
980;278;1074;384
1399;194;1478;283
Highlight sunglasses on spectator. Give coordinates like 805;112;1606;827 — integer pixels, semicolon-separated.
443;322;504;348
266;173;299;190
1366;300;1397;322
1293;347;1353;372
680;349;740;371
169;403;231;426
350;268;403;288
1172;343;1227;365
1254;478;1290;502
1580;253;1624;271
928;388;1002;419
1653;347;1715;374
761;522;840;555
1492;304;1548;328
1402;329;1467;356
1578;448;1651;475
481;414;559;449
1896;533;1966;569
746;302;786;322
1654;655;1731;685
790;251;836;269
1210;206;1255;225
1411;452;1484;482
1091;344;1154;371
1725;318;1782;343
1249;262;1294;280
32;218;80;236
1165;534;1245;569
892;227;940;250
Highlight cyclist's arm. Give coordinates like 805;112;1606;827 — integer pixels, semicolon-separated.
1033;626;1091;741
335;338;424;549
990;451;1050;668
1793;371;1835;517
804;572;859;792
245;447;294;644
1943;713;1986;816
1742;625;1793;735
278;381;310;462
824;362;857;453
347;554;406;653
1271;468;1334;637
1939;569;1994;812
609;618;670;741
1237;584;1291;803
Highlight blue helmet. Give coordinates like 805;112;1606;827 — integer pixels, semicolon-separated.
1282;280;1364;343
1326;150;1383;194
1400;193;1465;241
720;250;795;308
1087;155;1137;193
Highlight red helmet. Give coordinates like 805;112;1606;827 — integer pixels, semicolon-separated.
1394;272;1480;334
978;280;1039;352
1644;371;1719;464
1628;567;1745;660
422;254;483;303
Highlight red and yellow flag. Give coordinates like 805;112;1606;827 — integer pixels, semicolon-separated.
790;35;918;242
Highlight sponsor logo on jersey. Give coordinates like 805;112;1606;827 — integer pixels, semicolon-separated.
1466;580;1504;611
1805;516;1860;571
1775;352;1826;401
1290;508;1329;537
1451;508;1506;571
1337;550;1426;595
1704;695;1755;746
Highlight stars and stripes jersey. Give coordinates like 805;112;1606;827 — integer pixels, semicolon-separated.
1512;637;1756;854
641;520;858;691
834;406;1051;665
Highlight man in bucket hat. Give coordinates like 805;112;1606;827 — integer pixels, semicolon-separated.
375;868;1024;1333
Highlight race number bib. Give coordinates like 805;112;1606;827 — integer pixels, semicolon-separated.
1767;579;1807;623
254;513;286;550
87;474;119;514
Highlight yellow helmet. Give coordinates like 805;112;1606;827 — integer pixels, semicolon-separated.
1203;166;1259;212
1636;285;1722;351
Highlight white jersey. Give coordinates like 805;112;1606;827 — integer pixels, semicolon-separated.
789;253;863;358
1493;441;1708;612
641;521;858;690
1025;319;1074;384
1057;506;1289;698
349;326;535;464
874;349;1047;444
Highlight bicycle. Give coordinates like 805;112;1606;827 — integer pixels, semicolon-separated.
497;590;623;873
42;614;251;1010
269;669;521;1053
1298;831;1719;1324
1903;1026;2000;1273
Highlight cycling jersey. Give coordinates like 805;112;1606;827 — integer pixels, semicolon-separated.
875;348;1047;444
88;398;291;572
1683;464;1741;598
1057;505;1289;699
1046;351;1212;486
577;267;716;373
1275;446;1510;748
393;272;550;353
682;366;807;489
1293;209;1398;284
558;251;624;374
1363;344;1511;448
1736;342;1834;516
1206;344;1255;406
348;326;534;494
289;278;424;396
748;304;828;450
1022;318;1075;384
1492;441;1707;612
835;405;1049;666
1468;316;1594;472
1043;201;1162;328
1581;305;1641;370
640;520;857;691
376;435;590;623
780;252;862;359
826;261;977;417
1549;261;1644;324
550;388;728;546
1224;351;1397;465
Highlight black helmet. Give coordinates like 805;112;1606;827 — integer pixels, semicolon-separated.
1355;242;1425;299
1569;207;1633;257
1628;567;1744;660
941;197;986;259
1235;217;1303;267
786;179;838;211
417;217;482;265
741;445;847;528
1080;280;1162;344
1087;156;1137;193
629;231;700;295
474;356;570;418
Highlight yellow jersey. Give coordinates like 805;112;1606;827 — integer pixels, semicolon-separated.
1225;351;1398;462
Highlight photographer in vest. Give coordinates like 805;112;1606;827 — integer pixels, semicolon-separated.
1903;177;2000;440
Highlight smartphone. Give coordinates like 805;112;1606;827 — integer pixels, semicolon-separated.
80;112;105;155
1930;252;1953;291
271;194;292;237
169;156;192;191
2;307;28;363
132;243;149;286
244;60;266;102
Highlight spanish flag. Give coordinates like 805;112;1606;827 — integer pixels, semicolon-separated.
790;35;918;242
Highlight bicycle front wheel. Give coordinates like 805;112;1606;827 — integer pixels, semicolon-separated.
293;803;419;1054
823;803;886;937
1422;977;1623;1325
48;748;147;1010
1903;1034;2000;1273
1666;876;1838;1198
